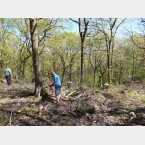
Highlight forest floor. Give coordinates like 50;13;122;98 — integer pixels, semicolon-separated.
1;82;145;126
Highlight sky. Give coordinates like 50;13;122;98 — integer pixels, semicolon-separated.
64;18;143;39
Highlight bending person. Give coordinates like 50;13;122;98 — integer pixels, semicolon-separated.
49;71;61;102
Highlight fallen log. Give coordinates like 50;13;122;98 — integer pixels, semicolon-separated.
0;108;52;125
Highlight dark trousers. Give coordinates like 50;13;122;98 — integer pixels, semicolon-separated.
5;75;12;86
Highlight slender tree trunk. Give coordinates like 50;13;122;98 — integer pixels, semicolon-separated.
132;49;135;81
119;65;123;84
61;67;65;84
99;75;103;88
29;18;43;97
107;51;111;85
22;61;27;81
110;38;114;82
69;64;72;82
78;18;89;89
100;76;103;88
93;69;96;89
80;41;84;87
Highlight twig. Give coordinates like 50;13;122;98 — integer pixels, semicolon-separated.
9;112;12;126
61;98;76;101
65;90;76;98
75;94;83;99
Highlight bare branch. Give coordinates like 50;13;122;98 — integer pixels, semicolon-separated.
69;18;79;24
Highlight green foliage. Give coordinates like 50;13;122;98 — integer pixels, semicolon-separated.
0;18;145;88
84;75;94;87
30;103;36;110
21;106;30;113
76;103;96;114
21;104;36;114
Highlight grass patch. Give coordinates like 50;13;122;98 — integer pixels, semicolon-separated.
0;120;7;126
76;103;96;114
118;114;128;121
59;117;76;126
140;96;145;105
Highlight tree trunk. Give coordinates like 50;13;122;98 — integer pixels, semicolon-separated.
132;49;135;81
100;76;103;88
93;69;96;89
99;75;103;88
69;64;72;82
119;69;122;85
29;18;43;97
80;41;84;87
78;18;89;89
61;67;65;84
107;51;111;85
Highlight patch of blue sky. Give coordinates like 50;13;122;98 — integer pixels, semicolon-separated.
62;18;143;39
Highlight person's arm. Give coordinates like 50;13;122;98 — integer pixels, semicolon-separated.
49;76;55;87
48;83;55;87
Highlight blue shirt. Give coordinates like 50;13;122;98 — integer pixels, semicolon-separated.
54;74;61;88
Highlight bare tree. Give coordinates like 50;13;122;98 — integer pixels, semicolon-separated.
69;18;90;88
94;18;126;85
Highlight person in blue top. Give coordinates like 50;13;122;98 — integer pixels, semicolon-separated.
49;71;61;102
4;66;12;86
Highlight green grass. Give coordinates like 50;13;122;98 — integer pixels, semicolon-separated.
0;120;7;126
76;103;96;114
118;114;128;121
140;96;145;105
59;117;76;126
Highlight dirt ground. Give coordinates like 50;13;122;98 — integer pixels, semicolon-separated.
0;82;145;126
